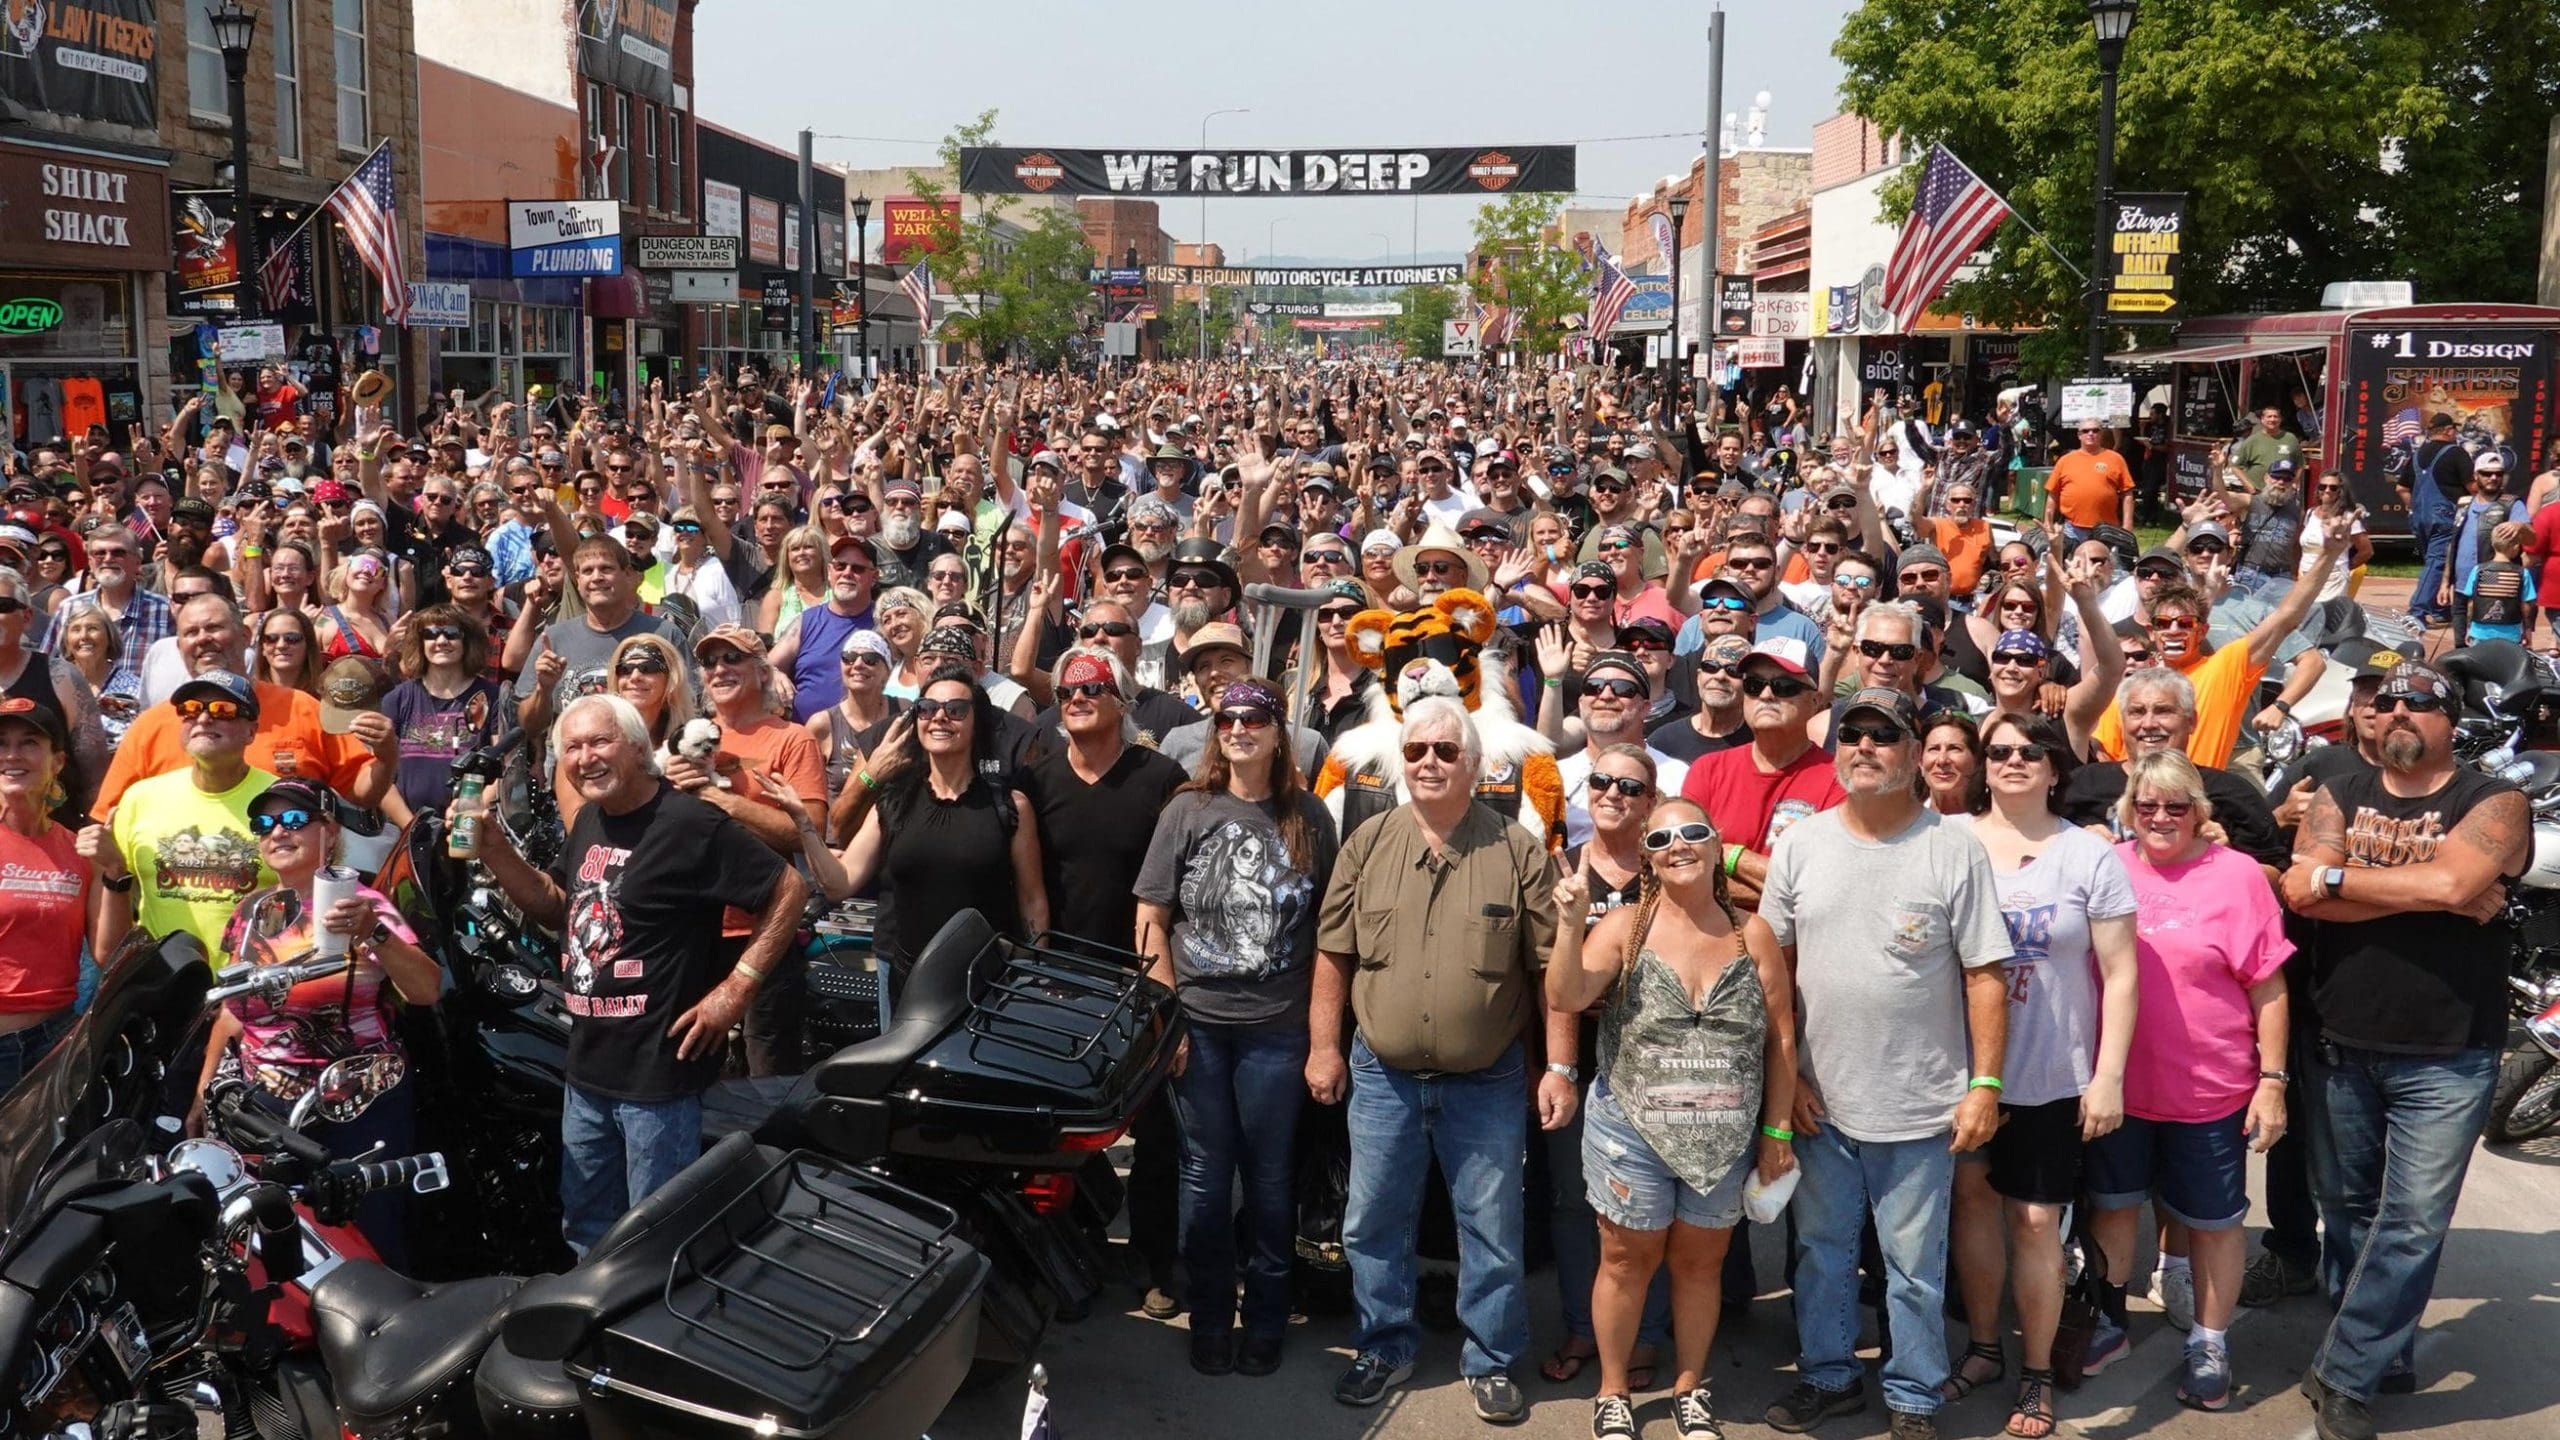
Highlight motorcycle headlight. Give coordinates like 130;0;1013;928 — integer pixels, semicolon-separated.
2262;717;2306;766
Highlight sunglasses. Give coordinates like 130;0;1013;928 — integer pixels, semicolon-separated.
913;696;973;722
260;630;305;645
2136;565;2183;582
1592;483;1629;496
1402;739;1464;764
2132;799;2193;817
1589;774;1650;799
1726;555;1775;571
0;595;26;616
1804;541;1842;555
1413;559;1463;578
1641;821;1716;852
2152;615;2203;632
1570;583;1613;600
248;808;322;837
927;569;968;586
1624;636;1669;654
2373;693;2448;715
1898;568;1945;585
1316;606;1361;623
615;655;669;676
1102;565;1151;583
2122;647;2155;664
1837;574;1875;589
1304;549;1350;565
840;650;887;668
1078;619;1136;639
1984;742;2048;764
1699;596;1751;613
1583;677;1646;701
1057;680;1117;702
2185;540;2229;556
176;698;246;720
828;560;874;575
1597;541;1635;554
1837;720;1908;747
1213;709;1275;731
447;563;491;579
1741;673;1813;699
423;625;465;642
1858;640;1919;662
1169;568;1227;590
1990;650;2045;668
1825;497;1859;511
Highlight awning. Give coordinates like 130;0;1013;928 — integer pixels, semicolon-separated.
2107;334;2328;366
586;270;648;320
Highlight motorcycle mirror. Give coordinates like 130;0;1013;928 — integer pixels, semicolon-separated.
2261;717;2306;767
301;1052;408;1127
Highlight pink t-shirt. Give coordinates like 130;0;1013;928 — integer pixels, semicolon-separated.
2113;842;2291;1122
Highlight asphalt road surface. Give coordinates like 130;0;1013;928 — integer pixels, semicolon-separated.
930;1130;2560;1439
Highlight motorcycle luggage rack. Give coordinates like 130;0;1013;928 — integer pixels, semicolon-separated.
962;932;1153;1066
662;1150;958;1372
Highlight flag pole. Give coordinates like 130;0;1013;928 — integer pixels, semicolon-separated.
1938;145;2086;284
262;137;393;257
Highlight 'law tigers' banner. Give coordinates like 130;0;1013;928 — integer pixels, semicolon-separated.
960;146;1575;197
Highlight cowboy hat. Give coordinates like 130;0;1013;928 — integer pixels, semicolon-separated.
1392;523;1489;594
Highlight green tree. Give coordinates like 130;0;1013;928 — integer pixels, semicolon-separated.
1384;284;1462;358
1467;194;1591;358
1160;297;1242;359
1833;0;2560;376
903;110;1099;365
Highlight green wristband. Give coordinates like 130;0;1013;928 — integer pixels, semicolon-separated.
1968;1076;2003;1092
1759;1124;1794;1142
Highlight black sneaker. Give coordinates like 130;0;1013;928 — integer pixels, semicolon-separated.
1591;1393;1637;1440
1189;1329;1234;1376
1765;1380;1867;1433
2241;1248;2318;1307
1470;1373;1528;1425
1235;1333;1283;1377
1673;1385;1726;1439
1335;1352;1413;1407
2302;1368;2379;1440
1886;1412;1939;1440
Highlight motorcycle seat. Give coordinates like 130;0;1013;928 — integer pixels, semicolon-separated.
306;1263;524;1437
2443;640;2546;715
472;1332;583;1432
807;909;1001;1100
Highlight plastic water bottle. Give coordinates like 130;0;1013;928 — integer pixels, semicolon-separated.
449;774;487;860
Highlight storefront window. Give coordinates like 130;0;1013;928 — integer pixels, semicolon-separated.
0;273;136;361
334;0;370;152
275;1;304;165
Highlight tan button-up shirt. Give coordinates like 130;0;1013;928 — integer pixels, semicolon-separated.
1317;802;1559;1074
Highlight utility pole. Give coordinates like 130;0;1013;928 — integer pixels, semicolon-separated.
1697;6;1725;423
797;129;818;378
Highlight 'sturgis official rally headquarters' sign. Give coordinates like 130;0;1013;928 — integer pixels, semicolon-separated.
2103;193;2186;322
961;147;1576;197
1144;264;1463;289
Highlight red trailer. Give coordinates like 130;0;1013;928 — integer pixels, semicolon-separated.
2113;302;2560;539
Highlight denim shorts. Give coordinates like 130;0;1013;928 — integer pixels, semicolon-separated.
1581;1080;1752;1232
2083;1106;2249;1229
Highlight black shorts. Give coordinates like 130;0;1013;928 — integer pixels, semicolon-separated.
1986;1096;2084;1205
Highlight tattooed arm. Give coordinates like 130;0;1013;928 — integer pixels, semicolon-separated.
2282;784;2522;922
52;658;109;817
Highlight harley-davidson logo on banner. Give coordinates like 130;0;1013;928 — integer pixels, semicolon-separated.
0;0;159;148
960;147;1575;197
1144;263;1463;288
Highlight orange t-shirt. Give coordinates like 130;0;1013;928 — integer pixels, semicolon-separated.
713;715;825;936
94;682;369;813
2047;448;2133;529
1924;517;1996;595
2090;641;2266;769
59;379;108;441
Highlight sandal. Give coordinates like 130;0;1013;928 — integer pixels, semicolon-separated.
2007;1368;2058;1439
1941;1340;2006;1402
1627;1346;1659;1392
1540;1340;1596;1384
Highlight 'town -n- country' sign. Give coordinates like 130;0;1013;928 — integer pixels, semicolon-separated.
960;147;1575;197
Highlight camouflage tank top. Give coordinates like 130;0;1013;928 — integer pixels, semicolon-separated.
1597;941;1767;1194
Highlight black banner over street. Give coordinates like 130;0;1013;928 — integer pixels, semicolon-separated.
1716;275;1755;337
577;0;677;104
0;0;159;148
2102;192;2186;323
1144;263;1462;289
961;147;1575;197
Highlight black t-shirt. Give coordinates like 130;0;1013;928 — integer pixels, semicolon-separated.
2270;742;2374;847
872;531;956;593
1647;712;1751;762
1024;744;1189;952
548;785;789;1101
2060;759;2288;868
2416;439;2473;504
2310;764;2521;1055
877;781;1022;971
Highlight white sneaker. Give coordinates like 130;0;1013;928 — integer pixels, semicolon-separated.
2155;1265;2196;1332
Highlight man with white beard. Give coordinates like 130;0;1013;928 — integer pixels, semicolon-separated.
870;475;954;591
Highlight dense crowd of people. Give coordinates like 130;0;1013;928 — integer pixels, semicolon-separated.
0;352;2527;1440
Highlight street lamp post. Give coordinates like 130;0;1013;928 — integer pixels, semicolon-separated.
1196;107;1248;360
207;0;259;321
851;194;872;388
1663;195;1690;431
2086;0;2139;378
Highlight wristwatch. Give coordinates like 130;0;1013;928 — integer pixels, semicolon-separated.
2260;1070;2291;1085
1544;1062;1579;1085
2319;865;2347;899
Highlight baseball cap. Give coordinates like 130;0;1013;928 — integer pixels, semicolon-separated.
2266;457;2300;478
1744;636;1812;677
1697;575;1753;607
2135;545;2186;576
2186;520;2233;549
170;498;216;525
1840;686;1920;732
1896;543;1950;575
317;657;384;734
2476;452;2510;474
1028;449;1066;473
172;669;260;720
250;775;337;820
1180;622;1251;665
1298;469;1338;494
827;531;874;558
693;623;768;661
0;695;66;749
1456;508;1514;540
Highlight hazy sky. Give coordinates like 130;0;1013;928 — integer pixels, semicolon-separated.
693;0;1858;264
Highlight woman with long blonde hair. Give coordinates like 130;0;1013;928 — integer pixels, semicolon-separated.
757;524;832;638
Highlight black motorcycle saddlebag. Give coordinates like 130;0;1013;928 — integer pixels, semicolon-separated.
569;1146;985;1440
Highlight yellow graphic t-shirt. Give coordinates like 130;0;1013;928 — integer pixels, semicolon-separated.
112;767;280;955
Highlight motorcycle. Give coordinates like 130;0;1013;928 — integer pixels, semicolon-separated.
0;933;990;1440
373;735;1184;1388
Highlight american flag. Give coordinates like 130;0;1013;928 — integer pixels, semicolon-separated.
1881;144;2011;331
2381;407;2424;446
1585;239;1639;342
257;229;306;313
901;259;935;335
325;141;410;323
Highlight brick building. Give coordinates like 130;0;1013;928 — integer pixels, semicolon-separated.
2;0;426;447
1617;148;1812;357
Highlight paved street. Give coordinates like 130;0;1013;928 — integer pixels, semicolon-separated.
932;1131;2560;1439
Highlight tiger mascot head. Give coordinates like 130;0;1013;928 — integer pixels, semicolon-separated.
1344;588;1498;717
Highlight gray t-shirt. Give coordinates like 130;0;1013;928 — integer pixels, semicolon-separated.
512;608;693;716
1759;807;2014;1142
1954;819;2138;1107
1134;789;1339;1029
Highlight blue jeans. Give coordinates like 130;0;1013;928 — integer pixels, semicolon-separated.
1544;1089;1671;1349
561;1085;703;1254
1791;1124;1954;1416
2306;1042;2497;1402
2409;484;2455;621
0;1013;71;1100
1344;1034;1529;1377
1170;1023;1307;1338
